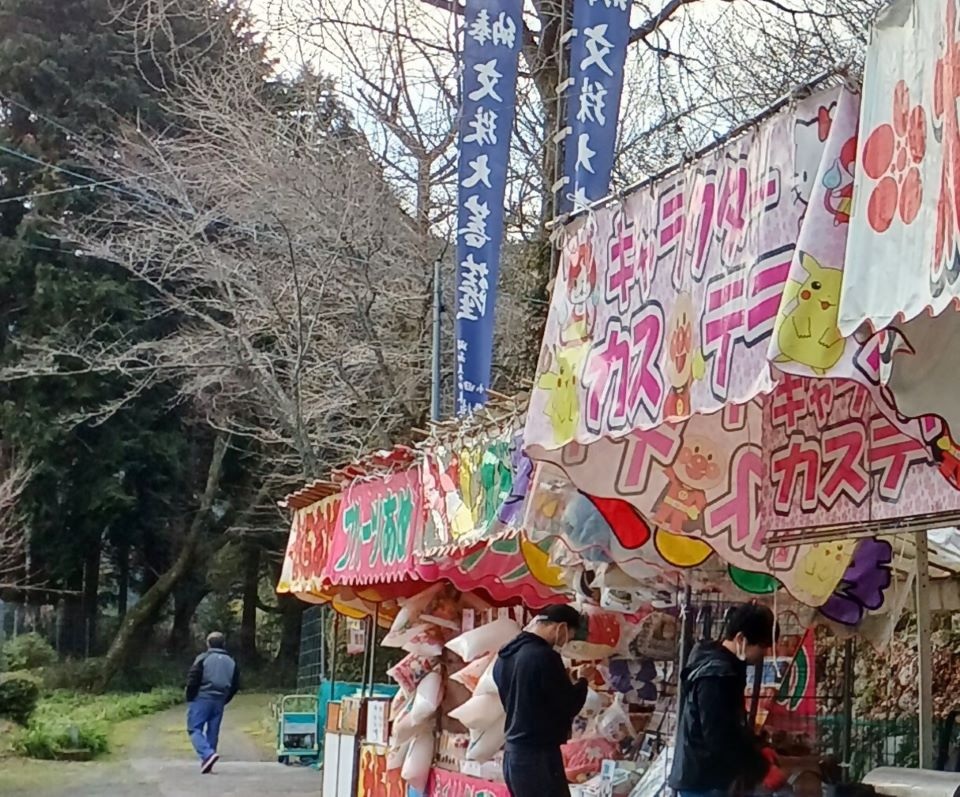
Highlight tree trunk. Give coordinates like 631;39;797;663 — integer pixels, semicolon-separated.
117;543;129;620
82;539;101;657
239;544;260;665
168;576;209;657
274;593;304;686
59;569;84;657
94;435;229;692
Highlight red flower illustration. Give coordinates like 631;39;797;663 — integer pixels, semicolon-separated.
861;80;927;233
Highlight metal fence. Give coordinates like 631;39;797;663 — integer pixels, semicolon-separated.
296;605;325;693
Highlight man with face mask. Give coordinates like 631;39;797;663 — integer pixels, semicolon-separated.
668;603;787;797
493;604;587;797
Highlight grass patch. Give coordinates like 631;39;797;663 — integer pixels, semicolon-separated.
11;688;181;760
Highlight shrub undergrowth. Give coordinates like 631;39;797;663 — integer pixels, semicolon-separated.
11;688;181;760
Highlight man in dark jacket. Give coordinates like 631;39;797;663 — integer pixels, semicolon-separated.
493;604;587;797
668;603;785;797
185;631;240;774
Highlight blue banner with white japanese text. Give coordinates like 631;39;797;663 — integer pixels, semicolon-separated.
455;0;522;415
559;0;631;213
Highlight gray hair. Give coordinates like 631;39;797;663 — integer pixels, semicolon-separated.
206;631;226;649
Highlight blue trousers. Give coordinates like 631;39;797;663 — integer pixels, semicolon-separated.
187;698;225;760
503;746;569;797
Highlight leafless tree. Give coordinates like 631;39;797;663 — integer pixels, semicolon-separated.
257;0;883;387
0;451;33;589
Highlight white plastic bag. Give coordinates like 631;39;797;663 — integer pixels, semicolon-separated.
580;688;605;718
401;623;445;657
401;730;435;792
392;710;427;746
383;584;444;647
410;671;443;724
448;693;502;730
465;713;506;762
386;738;410;771
596;694;635;742
450;652;493;692
475;656;500;697
446;618;519;662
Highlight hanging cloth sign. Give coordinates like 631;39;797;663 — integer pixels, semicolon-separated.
559;0;632;213
454;0;523;413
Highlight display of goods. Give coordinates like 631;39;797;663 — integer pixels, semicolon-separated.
596;695;635;742
446;618;520;662
387;653;438;696
448;693;503;730
626;612;678;661
466;713;506;762
562;736;619;782
474;657;499;697
401;730;435;792
563;606;624;660
402;623;446;657
410;671;443;724
450;653;494;692
383;584;444;646
386;738;410;771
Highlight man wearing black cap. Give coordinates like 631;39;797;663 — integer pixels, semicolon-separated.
493;604;587;797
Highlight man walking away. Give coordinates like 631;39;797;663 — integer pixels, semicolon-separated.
668;603;786;797
493;605;587;797
185;631;240;774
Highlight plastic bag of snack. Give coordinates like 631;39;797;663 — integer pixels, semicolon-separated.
410;671;443;724
562;736;619;782
450;652;494;692
465;713;506;762
401;623;446;657
475;656;500;697
446;618;519;663
401;729;435;792
383;583;444;646
387;653;437;695
448;693;503;730
596;694;635;742
386;737;410;771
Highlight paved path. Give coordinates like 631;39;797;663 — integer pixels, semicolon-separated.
0;695;323;797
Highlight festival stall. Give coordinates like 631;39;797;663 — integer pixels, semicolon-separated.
277;420;575;797
519;72;960;791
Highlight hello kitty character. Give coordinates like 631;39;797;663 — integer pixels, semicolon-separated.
560;241;598;346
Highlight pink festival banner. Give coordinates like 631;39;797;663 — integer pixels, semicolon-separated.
324;468;424;586
425;768;510;797
525;85;960;608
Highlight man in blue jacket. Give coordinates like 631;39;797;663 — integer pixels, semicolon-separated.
185;631;240;773
493;605;587;797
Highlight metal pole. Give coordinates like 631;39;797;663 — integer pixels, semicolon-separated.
431;256;442;422
330;612;341;698
674;583;693;750
841;637;855;782
369;604;380;694
917;531;934;769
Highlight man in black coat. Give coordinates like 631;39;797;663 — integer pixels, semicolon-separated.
493;605;587;797
668;603;785;797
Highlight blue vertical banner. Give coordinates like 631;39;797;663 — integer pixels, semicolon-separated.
559;0;632;214
455;0;523;415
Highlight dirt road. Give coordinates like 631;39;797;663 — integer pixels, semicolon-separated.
0;694;322;797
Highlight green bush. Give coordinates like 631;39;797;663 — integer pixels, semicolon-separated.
11;687;181;760
40;658;104;691
1;633;57;671
0;678;40;725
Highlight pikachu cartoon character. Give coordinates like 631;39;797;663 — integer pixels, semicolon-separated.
792;540;856;606
538;346;581;445
775;253;846;375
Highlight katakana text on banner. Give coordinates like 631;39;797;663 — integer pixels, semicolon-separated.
455;0;522;414
559;0;631;213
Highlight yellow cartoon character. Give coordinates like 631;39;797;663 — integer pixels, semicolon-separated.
538;346;581;445
775;253;846;375
792;540;856;606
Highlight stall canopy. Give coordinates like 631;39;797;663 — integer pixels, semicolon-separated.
523;79;960;619
841;0;960;445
